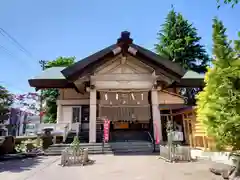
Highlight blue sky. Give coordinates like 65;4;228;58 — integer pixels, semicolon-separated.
0;0;239;94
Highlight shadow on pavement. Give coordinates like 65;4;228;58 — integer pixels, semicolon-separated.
0;156;44;173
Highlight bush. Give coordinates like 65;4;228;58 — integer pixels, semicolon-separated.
15;138;43;153
0;136;15;155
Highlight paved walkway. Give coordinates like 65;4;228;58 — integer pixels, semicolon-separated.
0;155;229;180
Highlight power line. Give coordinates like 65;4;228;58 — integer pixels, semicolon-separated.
0;44;17;58
0;29;40;70
0;27;40;69
0;28;33;58
0;43;38;70
0;80;30;93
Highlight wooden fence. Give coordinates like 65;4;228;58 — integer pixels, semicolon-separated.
60;148;93;166
159;144;192;162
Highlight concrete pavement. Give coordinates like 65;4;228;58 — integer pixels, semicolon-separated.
0;155;228;180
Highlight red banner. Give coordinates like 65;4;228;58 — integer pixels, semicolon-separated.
154;120;160;144
103;119;110;142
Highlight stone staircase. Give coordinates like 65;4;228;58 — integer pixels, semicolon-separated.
110;130;152;142
65;129;103;144
44;143;113;156
109;141;154;154
65;130;89;144
44;130;159;155
44;142;158;155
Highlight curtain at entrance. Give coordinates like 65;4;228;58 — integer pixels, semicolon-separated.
98;91;151;122
99;106;151;122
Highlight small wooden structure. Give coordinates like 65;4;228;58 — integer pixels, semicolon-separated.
160;107;216;151
159;144;191;162
60;148;92;166
181;108;216;150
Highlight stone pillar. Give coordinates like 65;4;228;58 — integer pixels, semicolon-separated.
151;89;162;143
89;89;97;143
56;104;62;124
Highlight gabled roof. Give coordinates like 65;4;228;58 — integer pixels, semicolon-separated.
28;31;205;90
28;67;204;89
28;67;77;90
130;44;185;77
172;70;205;87
182;70;205;79
61;31;186;82
61;44;118;81
33;67;65;79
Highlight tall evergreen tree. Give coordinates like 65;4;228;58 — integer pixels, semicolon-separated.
155;8;210;73
196;18;240;150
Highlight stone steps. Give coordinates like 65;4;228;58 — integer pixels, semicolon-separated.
109;142;155;154
44;143;113;156
65;130;103;144
44;142;159;156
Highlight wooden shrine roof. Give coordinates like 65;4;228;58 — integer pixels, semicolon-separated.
28;31;204;90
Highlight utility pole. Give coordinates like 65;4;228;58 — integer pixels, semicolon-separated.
39;60;48;123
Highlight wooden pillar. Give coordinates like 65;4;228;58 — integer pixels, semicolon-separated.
192;111;197;148
151;89;162;142
182;114;188;144
203;136;207;151
187;120;193;148
56;104;62;124
89;89;97;143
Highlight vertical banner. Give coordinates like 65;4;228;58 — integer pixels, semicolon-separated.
103;119;110;142
154;120;160;144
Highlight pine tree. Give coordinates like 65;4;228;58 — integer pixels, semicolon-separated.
155;8;210;73
196;18;240;150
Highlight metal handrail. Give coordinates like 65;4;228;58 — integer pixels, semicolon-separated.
63;123;71;142
146;131;154;143
146;131;156;152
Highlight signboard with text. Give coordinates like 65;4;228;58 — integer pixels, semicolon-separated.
103;119;110;142
172;131;184;141
154;120;160;144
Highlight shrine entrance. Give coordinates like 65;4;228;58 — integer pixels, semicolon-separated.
98;91;152;142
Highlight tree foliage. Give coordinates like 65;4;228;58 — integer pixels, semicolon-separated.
196;18;240;150
42;56;75;123
14;93;40;115
155;8;210;74
0;85;13;124
0;85;13;112
217;0;239;8
155;8;210;105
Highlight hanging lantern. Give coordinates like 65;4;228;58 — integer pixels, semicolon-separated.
141;93;144;101
116;93;119;100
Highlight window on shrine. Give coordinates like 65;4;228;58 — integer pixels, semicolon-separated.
72;107;81;123
81;105;89;123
